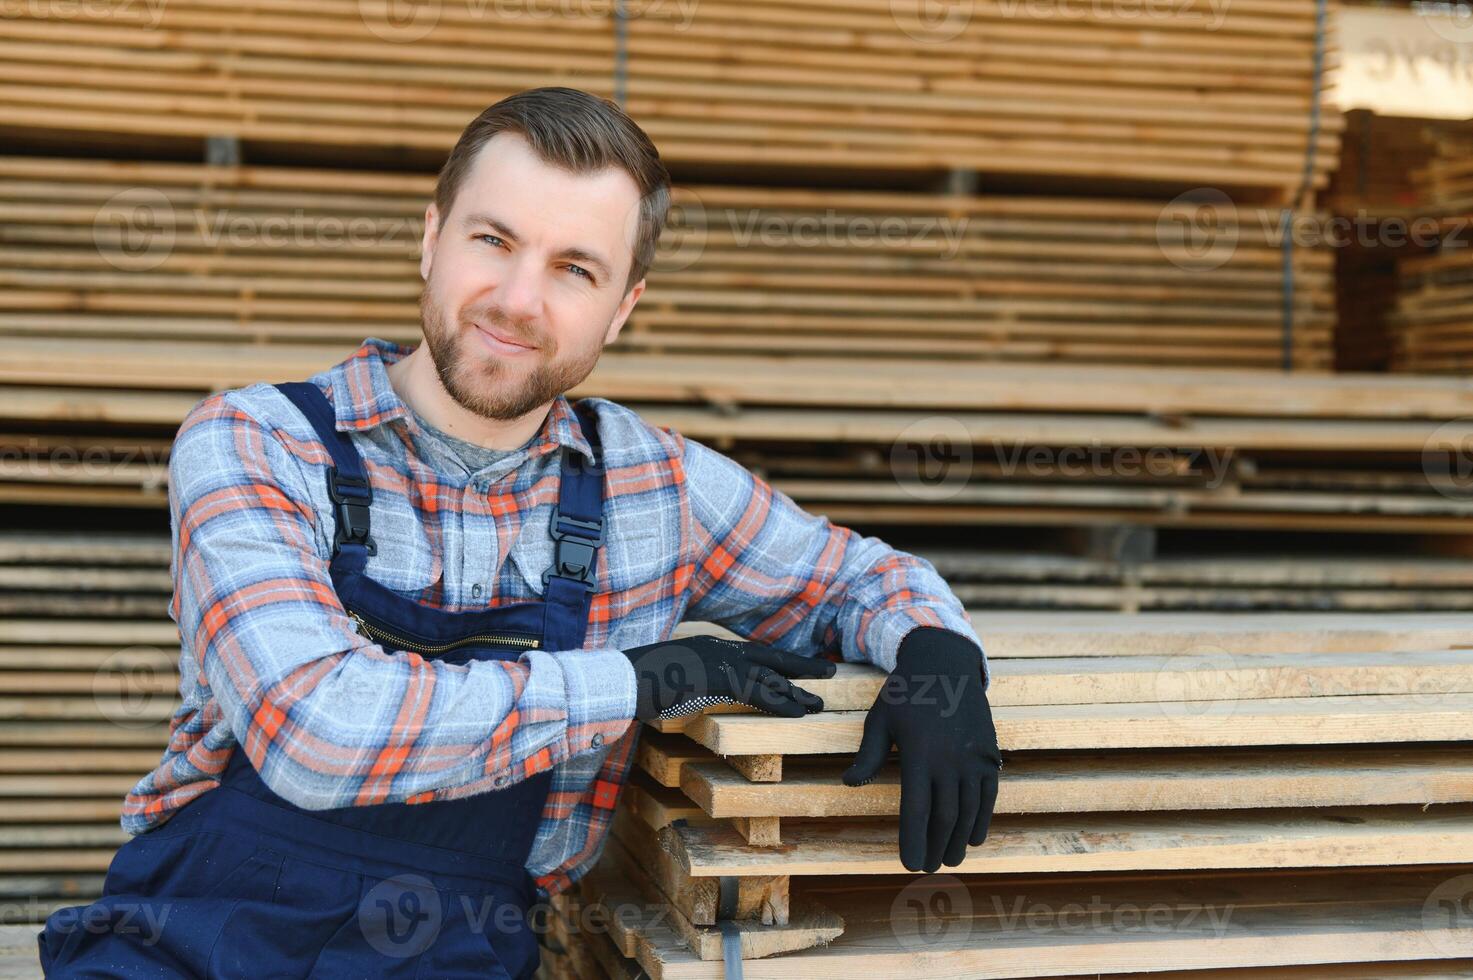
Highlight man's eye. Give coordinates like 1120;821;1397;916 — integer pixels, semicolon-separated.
567;264;593;281
476;234;505;248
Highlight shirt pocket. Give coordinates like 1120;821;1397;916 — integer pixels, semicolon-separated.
508;503;672;610
361;495;444;597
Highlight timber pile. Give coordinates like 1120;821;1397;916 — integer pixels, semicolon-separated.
0;0;1340;197
550;612;1473;978
0;157;1335;368
0;532;173;928
1387;133;1473;374
9;334;1473;532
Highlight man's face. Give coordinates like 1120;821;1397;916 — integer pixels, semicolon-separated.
418;132;646;421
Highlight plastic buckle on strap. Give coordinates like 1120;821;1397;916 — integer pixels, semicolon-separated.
326;468;377;556
541;506;602;591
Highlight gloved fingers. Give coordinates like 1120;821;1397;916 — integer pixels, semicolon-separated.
744;644;837;679
898;756;932;873
841;703;893;786
945;777;980;867
925;776;958;873
752;666;824;713
742;686;808;718
970;770;999;847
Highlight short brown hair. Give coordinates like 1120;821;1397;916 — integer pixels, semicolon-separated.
434;87;671;296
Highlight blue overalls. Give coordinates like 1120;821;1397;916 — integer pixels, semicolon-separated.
38;380;607;979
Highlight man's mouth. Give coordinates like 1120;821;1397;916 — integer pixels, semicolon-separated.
473;321;538;356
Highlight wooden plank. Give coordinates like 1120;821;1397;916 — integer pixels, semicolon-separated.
666;804;1473;877
621;869;1473;978
684;692;1473;755
680;746;1473;819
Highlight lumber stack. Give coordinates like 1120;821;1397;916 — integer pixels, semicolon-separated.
0;157;1335;368
1386;131;1473;374
9;332;1473;532
0;532;174;926
0;0;1341;198
554;612;1473;978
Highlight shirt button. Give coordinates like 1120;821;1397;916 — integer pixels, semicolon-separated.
590;733;604;748
493;774;509;788
471;583;483;598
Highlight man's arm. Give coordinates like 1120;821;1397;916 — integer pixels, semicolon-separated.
168;392;636;811
675;430;987;685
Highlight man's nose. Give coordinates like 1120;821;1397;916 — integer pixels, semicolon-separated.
494;258;544;321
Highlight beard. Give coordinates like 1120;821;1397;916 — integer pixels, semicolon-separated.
418;281;606;422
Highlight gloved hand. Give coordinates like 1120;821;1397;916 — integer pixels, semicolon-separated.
842;626;1002;873
621;635;836;722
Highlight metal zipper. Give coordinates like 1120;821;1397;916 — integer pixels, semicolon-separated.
349;610;539;652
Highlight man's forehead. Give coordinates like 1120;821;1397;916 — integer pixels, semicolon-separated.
456;134;641;258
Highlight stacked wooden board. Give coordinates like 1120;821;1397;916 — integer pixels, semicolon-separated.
0;157;1335;367
1387;130;1473;374
0;532;174;936
10;329;1473;532
0;0;1341;198
552;612;1473;977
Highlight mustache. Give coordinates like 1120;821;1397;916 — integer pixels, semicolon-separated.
470;316;541;348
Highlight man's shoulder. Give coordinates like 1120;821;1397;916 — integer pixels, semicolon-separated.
178;377;331;441
576;396;686;464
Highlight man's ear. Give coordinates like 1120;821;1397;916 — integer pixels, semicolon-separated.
420;203;439;281
604;278;646;345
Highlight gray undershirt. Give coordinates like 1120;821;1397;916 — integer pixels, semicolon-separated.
407;407;535;478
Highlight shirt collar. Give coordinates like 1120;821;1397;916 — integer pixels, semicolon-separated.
322;337;596;465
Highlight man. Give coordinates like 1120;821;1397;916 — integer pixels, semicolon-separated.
38;87;1000;977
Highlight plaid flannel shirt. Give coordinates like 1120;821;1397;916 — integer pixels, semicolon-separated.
122;337;986;897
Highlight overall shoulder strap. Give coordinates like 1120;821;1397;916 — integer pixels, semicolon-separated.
273;381;377;559
540;400;606;651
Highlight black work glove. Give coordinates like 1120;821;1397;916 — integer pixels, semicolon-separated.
842;626;1002;872
621;635;835;723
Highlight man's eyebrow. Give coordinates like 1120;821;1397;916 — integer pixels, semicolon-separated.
461;211;614;281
